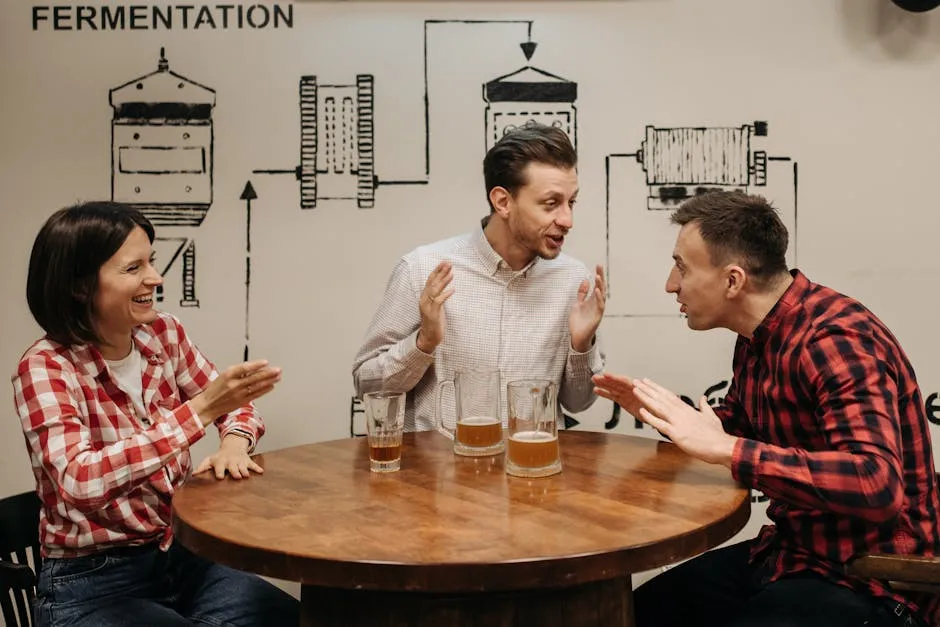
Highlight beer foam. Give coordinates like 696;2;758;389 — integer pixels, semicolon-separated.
459;416;500;425
510;430;556;442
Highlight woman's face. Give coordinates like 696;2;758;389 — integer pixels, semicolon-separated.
91;226;163;348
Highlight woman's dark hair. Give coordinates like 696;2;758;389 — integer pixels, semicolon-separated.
26;201;155;346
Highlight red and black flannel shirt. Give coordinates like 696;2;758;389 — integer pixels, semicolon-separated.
720;270;940;625
11;312;264;559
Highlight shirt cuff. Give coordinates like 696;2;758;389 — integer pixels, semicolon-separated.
567;340;604;377
219;427;257;453
407;330;438;363
731;437;761;487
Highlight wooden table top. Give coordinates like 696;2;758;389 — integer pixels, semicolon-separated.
172;430;750;593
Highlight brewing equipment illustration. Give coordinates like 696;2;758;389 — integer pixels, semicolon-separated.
299;75;374;209
604;120;798;317
253;19;578;209
483;65;577;151
635;121;768;210
109;47;216;306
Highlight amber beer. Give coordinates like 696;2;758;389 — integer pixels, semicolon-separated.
508;431;560;469
363;391;406;473
369;439;402;463
456;416;503;448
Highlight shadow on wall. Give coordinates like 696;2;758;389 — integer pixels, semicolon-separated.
840;0;940;60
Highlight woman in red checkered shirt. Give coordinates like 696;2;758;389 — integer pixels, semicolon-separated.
12;202;299;626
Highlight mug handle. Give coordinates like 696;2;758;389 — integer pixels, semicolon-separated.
537;382;559;432
436;380;456;440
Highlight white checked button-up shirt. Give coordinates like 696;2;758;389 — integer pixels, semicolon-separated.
352;223;605;432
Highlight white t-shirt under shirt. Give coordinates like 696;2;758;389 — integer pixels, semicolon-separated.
104;345;150;425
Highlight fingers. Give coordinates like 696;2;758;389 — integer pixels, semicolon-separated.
429;287;455;307
632;379;666;413
234;359;269;379
240;366;282;402
423;261;454;305
206;457;261;480
194;457;211;475
246;366;282;388
697;395;721;424
594;264;607;291
594;264;607;305
577;278;590;302
633;377;681;406
638;407;670;436
632;379;691;429
592;373;635;394
244;382;277;402
592;373;638;408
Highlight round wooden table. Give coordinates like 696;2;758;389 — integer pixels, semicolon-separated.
172;430;750;626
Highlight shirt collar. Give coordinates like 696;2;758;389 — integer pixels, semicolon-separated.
70;324;166;379
473;215;539;277
750;269;811;346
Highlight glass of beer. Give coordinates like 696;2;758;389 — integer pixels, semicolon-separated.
363;391;406;473
436;369;504;456
506;379;561;478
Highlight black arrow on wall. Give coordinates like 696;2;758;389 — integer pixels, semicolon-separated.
240;181;257;362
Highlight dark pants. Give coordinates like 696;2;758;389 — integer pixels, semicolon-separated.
633;541;924;627
35;541;299;626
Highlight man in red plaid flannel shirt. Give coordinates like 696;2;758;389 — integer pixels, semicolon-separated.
594;191;940;627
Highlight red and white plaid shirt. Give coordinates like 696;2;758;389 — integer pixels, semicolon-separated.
11;312;264;559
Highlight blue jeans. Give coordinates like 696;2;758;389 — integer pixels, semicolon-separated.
633;541;926;627
34;541;299;626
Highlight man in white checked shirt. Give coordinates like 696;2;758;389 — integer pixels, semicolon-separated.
353;124;607;432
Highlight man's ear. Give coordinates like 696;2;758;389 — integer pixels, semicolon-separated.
489;186;512;219
725;265;746;297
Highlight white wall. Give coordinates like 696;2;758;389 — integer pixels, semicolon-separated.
3;0;940;589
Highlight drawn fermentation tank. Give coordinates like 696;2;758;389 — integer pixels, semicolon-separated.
635;121;768;210
110;48;216;223
297;75;375;209
483;65;577;151
109;48;214;307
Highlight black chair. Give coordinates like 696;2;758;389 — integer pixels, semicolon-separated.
0;491;41;627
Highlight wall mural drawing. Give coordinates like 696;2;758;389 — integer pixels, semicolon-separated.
109;47;215;307
252;19;578;209
603;120;799;318
96;27;816;429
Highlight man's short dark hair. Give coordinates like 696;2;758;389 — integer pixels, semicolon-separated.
483;123;577;212
26;201;155;347
671;191;789;289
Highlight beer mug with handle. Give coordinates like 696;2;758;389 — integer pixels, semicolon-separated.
436;369;504;456
506;379;562;478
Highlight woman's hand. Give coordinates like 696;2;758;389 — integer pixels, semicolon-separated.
194;434;263;480
190;359;282;427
